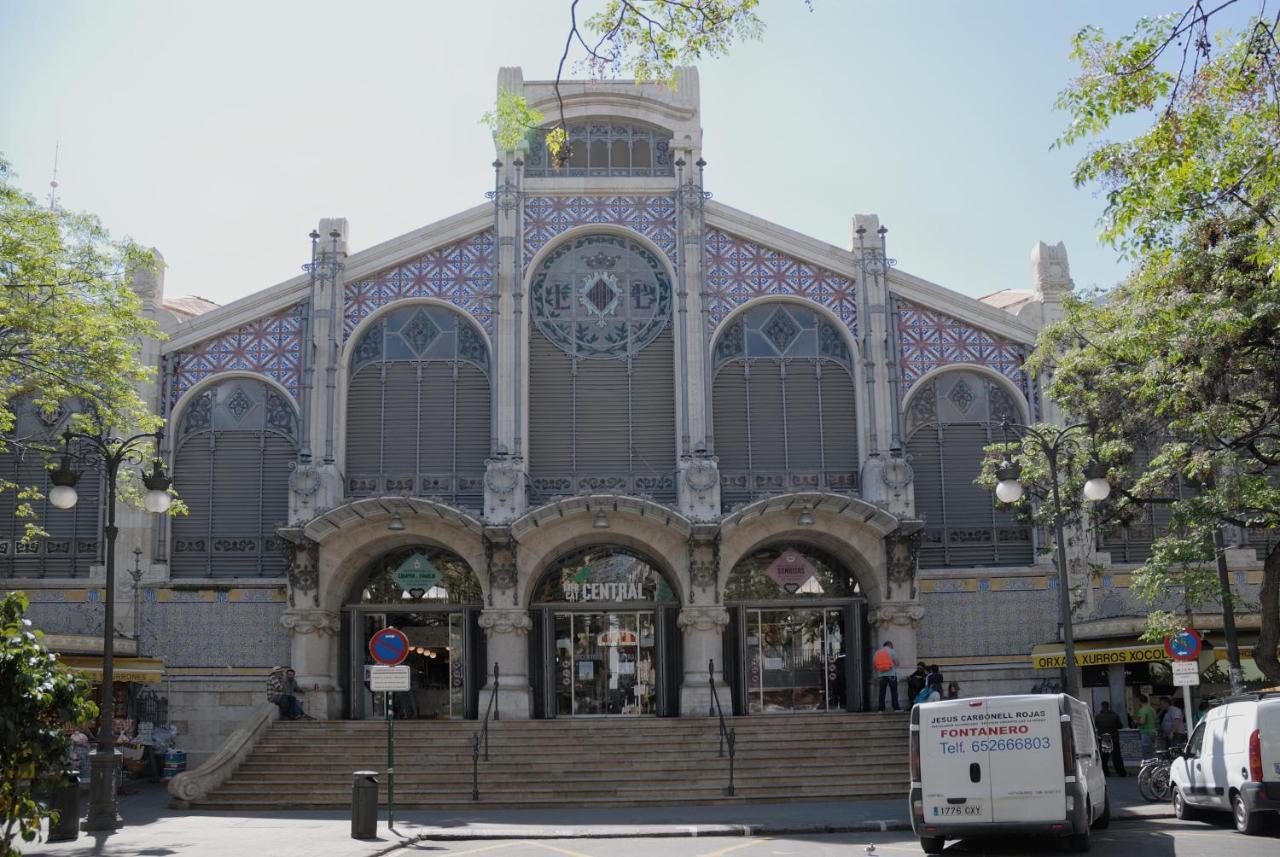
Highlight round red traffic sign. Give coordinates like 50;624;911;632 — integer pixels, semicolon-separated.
1164;628;1202;662
369;627;409;666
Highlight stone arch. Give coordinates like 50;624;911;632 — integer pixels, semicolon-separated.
901;363;1030;424
339;296;493;371
718;492;902;608
710;294;860;364
168;369;300;454
511;496;691;608
304;498;487;614
523;223;677;284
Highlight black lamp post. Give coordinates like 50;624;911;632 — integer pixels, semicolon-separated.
48;428;171;832
989;420;1111;700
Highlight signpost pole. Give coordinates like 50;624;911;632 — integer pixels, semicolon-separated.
386;689;395;828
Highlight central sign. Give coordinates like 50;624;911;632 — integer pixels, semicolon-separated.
767;549;816;593
393;552;441;596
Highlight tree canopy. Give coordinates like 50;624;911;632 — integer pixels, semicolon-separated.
1038;2;1280;682
0;156;162;535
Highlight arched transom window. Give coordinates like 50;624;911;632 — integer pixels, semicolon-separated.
712;303;859;510
528;234;676;503
904;370;1031;568
345;304;491;510
171;379;298;578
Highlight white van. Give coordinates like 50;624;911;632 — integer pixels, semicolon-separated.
909;693;1109;853
1169;691;1280;834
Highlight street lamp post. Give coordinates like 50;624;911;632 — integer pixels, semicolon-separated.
48;428;172;832
990;420;1110;700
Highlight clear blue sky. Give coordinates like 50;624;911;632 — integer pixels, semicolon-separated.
1;0;1183;309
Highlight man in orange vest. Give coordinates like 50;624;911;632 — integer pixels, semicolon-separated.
874;640;900;712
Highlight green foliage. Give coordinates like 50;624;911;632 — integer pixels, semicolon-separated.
0;156;165;536
481;89;548;154
1043;4;1280;681
0;591;97;855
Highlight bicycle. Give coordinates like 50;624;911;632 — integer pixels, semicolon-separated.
1136;744;1184;801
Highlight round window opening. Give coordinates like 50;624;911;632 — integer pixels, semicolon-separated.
726;545;861;601
534;547;677;604
530;233;672;359
353;546;482;604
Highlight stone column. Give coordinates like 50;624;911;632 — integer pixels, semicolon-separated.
303;219;348;516
869;601;925;703
281;607;342;719
678;605;730;716
477;608;533;719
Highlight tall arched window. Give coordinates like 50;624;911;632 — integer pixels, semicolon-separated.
712;304;859;510
0;400;102;579
527;234;677;503
345;304;491;510
904;370;1032;568
171;379;298;577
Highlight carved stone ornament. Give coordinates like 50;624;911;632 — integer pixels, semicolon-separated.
683;458;719;493
868;602;925;630
477;608;534;638
280;536;319;607
485;537;517;596
280;608;341;636
289;463;322;499
676;606;730;633
885;528;922;585
484;457;520;495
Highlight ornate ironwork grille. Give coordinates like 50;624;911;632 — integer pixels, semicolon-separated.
171;380;297;578
0;399;103;578
345;304;490;510
712;304;859;511
528;234;677;503
904;370;1033;568
524;122;674;177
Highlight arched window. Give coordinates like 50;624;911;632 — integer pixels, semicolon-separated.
528;234;677;503
712;304;858;510
904;370;1032;568
345;304;491;510
524;122;674;177
0;400;102;579
171;379;298;578
352;546;483;605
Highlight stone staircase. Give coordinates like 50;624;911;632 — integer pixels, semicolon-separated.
191;712;909;810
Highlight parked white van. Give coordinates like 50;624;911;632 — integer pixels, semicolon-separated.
909;693;1109;853
1169;691;1280;834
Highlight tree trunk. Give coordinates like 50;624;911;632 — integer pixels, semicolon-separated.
1257;544;1280;685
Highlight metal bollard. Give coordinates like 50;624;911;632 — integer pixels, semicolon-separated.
350;770;379;840
47;770;80;842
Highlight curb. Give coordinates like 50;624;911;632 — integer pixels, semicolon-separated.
373;820;913;850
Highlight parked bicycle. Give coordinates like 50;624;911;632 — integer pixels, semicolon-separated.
1137;744;1184;802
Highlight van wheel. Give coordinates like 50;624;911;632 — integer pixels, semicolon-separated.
919;835;945;854
1067;829;1091;852
1172;786;1198;822
1093;792;1111;830
1232;791;1264;835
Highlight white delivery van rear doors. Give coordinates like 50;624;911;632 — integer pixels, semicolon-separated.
917;696;1065;824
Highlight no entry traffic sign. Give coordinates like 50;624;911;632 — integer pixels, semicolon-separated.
369;627;409;666
1164;628;1202;662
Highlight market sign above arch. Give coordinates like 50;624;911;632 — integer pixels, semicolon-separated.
767;549;817;593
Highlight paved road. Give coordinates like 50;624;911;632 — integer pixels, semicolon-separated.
388;818;1280;857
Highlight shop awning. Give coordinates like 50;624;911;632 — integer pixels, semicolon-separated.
1030;641;1168;670
57;656;165;683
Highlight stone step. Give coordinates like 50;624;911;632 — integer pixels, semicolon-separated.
209;778;905;799
222;766;904;788
233;752;906;774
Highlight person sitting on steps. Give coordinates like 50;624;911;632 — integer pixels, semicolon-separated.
267;666;314;720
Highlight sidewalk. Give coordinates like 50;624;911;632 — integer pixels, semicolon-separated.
24;774;1171;857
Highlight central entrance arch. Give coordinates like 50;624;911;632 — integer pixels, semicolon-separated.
529;545;681;718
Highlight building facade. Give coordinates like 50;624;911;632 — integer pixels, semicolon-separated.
6;68;1271;763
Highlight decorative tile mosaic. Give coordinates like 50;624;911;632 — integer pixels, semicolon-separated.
170;304;305;404
144;601;289;668
895;298;1031;403
343;231;496;338
918;589;1059;658
523;196;677;268
704;229;858;336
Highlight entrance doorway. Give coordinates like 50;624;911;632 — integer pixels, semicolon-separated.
341;546;485;720
529;546;680;718
724;545;868;713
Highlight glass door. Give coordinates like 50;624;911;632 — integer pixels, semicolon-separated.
554;611;657;716
745;607;846;713
350;610;468;720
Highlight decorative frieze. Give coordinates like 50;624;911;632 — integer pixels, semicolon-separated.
478;608;533;638
677;605;730;632
280;608;340;636
868;601;926;630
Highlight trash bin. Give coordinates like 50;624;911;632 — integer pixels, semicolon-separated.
47;770;80;842
351;770;379;840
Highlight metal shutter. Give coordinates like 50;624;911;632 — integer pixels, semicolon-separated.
630;327;676;502
784;361;823;469
172;434;214;578
818;364;859;480
712;363;752;509
209;432;266;578
455;365;491;511
907;426;947;568
345;365;384;495
381;362;419;489
746;360;786;469
529;333;576;498
575;354;631;476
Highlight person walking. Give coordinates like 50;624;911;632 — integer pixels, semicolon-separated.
1159;696;1185;747
873;640;901;711
1133;694;1158;758
1094;701;1127;776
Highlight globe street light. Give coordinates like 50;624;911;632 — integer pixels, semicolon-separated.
989;420;1110;699
48;428;171;832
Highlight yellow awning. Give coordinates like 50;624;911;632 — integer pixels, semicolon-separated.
1030;642;1168;670
57;655;165;683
